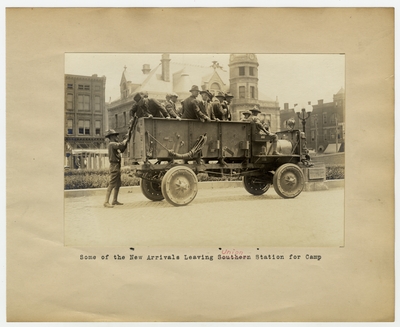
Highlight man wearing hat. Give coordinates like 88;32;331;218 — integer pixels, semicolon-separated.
249;106;280;155
240;110;252;121
224;92;234;121
103;129;130;208
164;92;181;119
199;89;216;120
130;91;171;119
213;91;230;121
181;85;211;122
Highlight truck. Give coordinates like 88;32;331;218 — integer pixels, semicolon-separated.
126;117;316;206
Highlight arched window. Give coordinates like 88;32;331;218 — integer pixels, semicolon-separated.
210;83;221;92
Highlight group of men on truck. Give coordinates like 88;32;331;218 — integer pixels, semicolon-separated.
129;85;232;122
103;85;279;208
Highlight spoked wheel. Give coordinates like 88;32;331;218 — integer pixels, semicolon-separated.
243;175;271;195
140;178;164;201
161;166;198;206
273;163;305;199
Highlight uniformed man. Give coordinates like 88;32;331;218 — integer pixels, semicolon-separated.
130;91;170;119
249;106;280;155
104;129;129;208
164;92;181;119
240;110;252;121
181;85;211;122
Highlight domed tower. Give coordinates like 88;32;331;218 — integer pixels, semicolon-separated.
228;54;259;120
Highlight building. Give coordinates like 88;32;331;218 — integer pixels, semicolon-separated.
64;74;108;169
228;54;280;130
280;88;345;153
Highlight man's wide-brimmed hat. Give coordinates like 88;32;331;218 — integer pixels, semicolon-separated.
242;110;252;116
225;92;234;98
250;106;261;114
215;91;225;98
189;85;201;92
105;129;119;138
169;92;178;98
133;91;148;102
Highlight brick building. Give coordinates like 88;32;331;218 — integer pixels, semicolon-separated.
64;74;108;169
280;88;345;153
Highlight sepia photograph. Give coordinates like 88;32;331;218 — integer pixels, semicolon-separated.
64;53;345;247
6;7;394;322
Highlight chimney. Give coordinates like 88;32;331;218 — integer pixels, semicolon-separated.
142;64;151;74
161;53;171;82
284;103;289;110
318;99;323;105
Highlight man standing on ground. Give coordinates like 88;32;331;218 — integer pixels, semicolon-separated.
104;129;129;208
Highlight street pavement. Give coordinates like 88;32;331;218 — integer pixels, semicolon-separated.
64;186;344;248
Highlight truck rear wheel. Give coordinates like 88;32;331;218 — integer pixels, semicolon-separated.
273;163;304;198
140;178;164;201
243;175;271;195
161;166;198;206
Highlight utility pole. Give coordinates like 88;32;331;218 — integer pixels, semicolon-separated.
314;115;318;152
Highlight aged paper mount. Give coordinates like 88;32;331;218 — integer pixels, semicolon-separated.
6;8;394;322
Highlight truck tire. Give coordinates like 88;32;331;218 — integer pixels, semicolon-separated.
140;178;164;201
273;163;304;199
161;166;198;206
243;175;271;195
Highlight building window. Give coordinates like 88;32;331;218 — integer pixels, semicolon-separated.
250;86;255;99
66;93;73;110
115;114;118;128
78;120;90;135
95;120;101;136
210;82;221;92
311;130;315;141
67;119;73;135
84;85;90;91
239;86;245;98
239;66;245;76
78;120;84;135
67;84;73;89
323;112;327;124
78;85;84;90
78;84;90;90
330;114;336;124
123;112;127;126
78;95;90;111
249;67;255;76
95;96;100;111
324;129;328;140
95;85;100;91
330;129;336;140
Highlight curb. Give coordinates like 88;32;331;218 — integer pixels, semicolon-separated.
64;180;344;198
64;181;243;198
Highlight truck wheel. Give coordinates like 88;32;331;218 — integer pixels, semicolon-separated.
273;163;304;199
243;175;271;195
161;166;198;206
140;178;164;201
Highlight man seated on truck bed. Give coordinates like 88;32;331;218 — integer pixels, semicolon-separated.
181;85;212;122
130;91;171;119
249;106;280;155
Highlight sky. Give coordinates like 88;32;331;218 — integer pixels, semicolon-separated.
65;53;345;109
